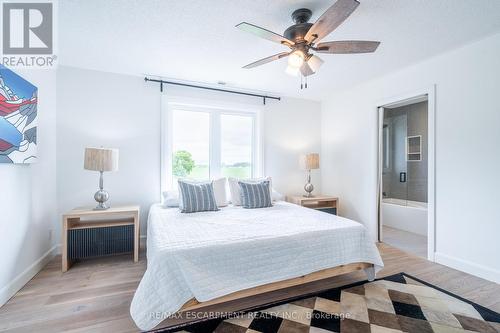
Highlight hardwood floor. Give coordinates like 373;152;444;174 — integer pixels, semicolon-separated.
383;225;427;258
0;244;499;332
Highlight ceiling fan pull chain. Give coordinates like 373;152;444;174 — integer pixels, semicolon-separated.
305;76;308;89
300;74;303;89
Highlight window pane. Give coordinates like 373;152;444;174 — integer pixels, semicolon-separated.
221;114;253;178
172;110;209;182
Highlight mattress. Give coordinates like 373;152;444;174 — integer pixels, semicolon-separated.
130;201;384;330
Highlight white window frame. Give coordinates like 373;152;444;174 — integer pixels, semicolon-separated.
161;95;264;192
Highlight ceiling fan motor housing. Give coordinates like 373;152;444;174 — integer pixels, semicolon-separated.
291;8;312;24
284;8;313;42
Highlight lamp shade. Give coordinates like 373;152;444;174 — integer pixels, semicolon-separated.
84;147;119;172
300;153;320;170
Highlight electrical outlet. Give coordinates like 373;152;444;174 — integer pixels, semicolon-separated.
48;229;53;241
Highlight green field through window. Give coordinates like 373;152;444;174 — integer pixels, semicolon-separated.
187;165;251;179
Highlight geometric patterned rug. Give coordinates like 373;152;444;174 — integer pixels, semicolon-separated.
157;273;500;333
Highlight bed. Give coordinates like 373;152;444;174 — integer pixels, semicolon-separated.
130;201;384;331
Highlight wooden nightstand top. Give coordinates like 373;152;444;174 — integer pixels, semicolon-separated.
63;205;140;218
286;195;338;204
286;195;338;210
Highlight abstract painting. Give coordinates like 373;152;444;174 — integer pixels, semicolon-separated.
0;65;37;163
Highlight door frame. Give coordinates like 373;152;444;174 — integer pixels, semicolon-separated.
376;86;436;262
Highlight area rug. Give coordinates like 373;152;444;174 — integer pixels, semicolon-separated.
157;273;500;333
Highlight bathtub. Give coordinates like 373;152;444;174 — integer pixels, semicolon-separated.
381;198;427;236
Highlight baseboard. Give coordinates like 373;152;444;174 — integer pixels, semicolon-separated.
435;252;500;284
0;244;58;307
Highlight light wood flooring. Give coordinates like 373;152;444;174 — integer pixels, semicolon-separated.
383;225;428;258
0;244;499;332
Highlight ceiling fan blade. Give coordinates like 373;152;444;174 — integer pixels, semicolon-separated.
236;22;294;46
315;40;380;54
305;0;360;43
242;52;290;69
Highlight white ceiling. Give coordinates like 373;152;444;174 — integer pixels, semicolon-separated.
59;0;500;101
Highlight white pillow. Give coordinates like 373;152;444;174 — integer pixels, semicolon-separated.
228;177;272;206
212;178;228;207
162;191;179;207
272;189;284;201
177;177;228;207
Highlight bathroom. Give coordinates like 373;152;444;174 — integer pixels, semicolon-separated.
380;99;428;258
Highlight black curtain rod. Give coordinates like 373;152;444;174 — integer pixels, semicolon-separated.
144;77;280;105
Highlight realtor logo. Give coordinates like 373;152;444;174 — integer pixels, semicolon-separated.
2;2;53;54
1;1;56;67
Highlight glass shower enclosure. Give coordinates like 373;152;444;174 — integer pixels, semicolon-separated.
381;101;428;206
378;96;431;259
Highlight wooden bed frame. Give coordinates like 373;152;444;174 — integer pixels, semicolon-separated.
179;262;373;312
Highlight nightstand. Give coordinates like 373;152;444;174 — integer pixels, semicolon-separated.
286;195;338;215
61;205;140;272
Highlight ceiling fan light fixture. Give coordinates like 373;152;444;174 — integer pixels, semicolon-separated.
236;0;381;89
288;50;305;68
285;64;300;76
307;55;324;73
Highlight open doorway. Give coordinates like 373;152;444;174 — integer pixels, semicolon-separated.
377;91;435;260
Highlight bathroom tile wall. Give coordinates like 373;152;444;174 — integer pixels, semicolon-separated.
407;101;428;202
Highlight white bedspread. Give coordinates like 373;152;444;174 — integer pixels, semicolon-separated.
130;202;384;331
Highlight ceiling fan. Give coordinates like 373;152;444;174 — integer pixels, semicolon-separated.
236;0;380;87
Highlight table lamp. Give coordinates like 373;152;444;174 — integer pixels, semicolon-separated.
300;153;319;197
84;147;119;210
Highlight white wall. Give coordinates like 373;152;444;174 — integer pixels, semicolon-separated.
57;67;161;235
321;33;500;283
57;66;321;235
264;97;322;196
0;69;58;306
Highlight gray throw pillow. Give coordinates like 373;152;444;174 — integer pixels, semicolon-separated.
238;180;273;209
178;180;219;213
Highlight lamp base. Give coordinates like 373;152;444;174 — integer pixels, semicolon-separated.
93;202;109;210
304;182;314;198
94;189;110;210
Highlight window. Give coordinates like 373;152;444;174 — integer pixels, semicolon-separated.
221;114;253;178
163;99;261;190
171;110;210;181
